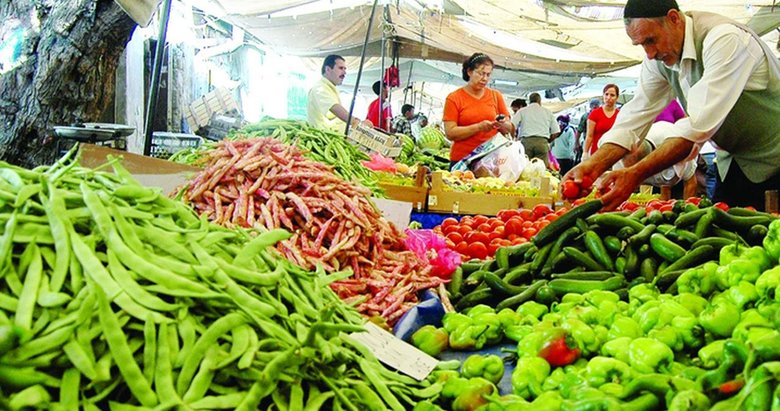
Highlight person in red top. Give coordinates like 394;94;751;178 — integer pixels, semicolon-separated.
583;84;620;157
443;53;514;164
365;81;392;131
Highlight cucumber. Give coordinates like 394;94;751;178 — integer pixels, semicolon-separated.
649;233;687;262
533;199;603;247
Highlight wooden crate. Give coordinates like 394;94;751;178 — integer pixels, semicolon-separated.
427;171;554;215
378;165;429;209
347;125;402;158
184;88;240;132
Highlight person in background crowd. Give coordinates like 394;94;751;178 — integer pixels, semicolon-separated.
510;98;527;138
307;54;371;133
442;53;513;167
576;98;600;159
564;0;780;211
551;114;577;176
583;84;620;158
655;98;686;124
392;104;415;136
365;80;392;132
516;92;560;168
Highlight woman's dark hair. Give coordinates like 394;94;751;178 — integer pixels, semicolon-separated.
462;53;494;82
372;81;382;95
603;83;620;96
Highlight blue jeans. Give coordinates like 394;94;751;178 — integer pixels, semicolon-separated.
701;153;717;200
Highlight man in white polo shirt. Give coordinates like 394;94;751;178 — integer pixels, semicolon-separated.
307;54;370;134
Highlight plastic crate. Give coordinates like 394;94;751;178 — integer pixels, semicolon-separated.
347;125;402;158
151;132;203;159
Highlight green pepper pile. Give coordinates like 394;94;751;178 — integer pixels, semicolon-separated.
448;198;778;311
0;149;438;410
410;216;780;410
169;117;384;196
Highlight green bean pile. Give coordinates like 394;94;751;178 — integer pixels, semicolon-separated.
0;148;437;410
169;118;384;197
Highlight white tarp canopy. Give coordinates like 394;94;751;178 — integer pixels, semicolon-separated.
185;0;780;78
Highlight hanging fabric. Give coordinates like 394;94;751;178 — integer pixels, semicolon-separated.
384;37;401;87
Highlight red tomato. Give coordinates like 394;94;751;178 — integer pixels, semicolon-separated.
521;221;534;229
556;207;569;215
441;217;459;228
562;180;580;199
646;200;664;211
519;209;534;221
685;197;703;206
442;224;459;235
445;239;455;248
505;219;523;236
533;204;553;219
467;231;490;245
488;226;506;240
572;198;587;207
460;216;473;226
511;237;528;245
488;218;504;230
659;204;674;213
537;220;551;229
476;223;492;233
714;202;730;211
457;225;471;237
473;215;489;226
580;176;594;189
744;206;757;211
446;232;463;244
487;243;500;257
498;209;520;222
498;239;512;247
521;227;538;239
455;241;469;255
467;242;489;260
544;213;559;222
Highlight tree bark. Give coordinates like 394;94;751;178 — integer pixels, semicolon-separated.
0;0;136;168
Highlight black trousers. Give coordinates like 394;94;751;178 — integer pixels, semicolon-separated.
558;158;575;177
714;162;780;211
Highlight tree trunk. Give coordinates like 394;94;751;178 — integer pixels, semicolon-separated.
0;0;136;168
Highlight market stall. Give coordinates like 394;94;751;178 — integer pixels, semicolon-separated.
4;1;780;410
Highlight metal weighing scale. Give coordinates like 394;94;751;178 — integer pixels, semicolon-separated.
53;123;135;154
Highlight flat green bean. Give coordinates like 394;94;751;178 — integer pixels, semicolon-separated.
64;339;98;381
15;242;42;330
155;323;182;407
142;316;156;383
95;286;158;407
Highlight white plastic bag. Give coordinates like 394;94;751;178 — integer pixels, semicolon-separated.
472;141;528;183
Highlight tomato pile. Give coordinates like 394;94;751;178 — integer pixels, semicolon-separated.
616;196;730;213
433;204;567;260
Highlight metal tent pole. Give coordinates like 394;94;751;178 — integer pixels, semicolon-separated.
345;0;380;136
379;16;386;131
142;0;173;156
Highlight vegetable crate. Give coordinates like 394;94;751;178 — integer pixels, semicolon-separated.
184;87;240;132
347;125;403;158
151;132;203;160
377;165;429;210
427;171;554;216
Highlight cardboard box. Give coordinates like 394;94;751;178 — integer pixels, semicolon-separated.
427;171;554;215
79;144;200;194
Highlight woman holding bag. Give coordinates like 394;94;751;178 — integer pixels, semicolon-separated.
443;53;514;168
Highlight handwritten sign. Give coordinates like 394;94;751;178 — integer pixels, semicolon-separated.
350;322;439;381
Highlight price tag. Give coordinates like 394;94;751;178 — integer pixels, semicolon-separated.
349;322;439;381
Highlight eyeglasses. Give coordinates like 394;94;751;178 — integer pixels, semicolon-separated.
473;70;492;79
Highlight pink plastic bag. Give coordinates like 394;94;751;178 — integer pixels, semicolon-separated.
361;152;397;173
404;229;461;279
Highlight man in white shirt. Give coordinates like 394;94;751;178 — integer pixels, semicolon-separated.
610;121;698;197
516;93;560;168
307;54;370;134
563;0;780;210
